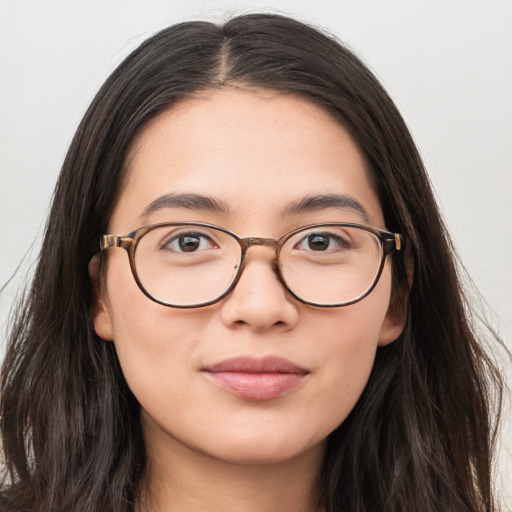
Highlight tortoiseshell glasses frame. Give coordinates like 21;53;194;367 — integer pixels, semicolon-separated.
100;222;404;309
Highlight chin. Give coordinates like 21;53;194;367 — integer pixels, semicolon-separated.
198;431;327;467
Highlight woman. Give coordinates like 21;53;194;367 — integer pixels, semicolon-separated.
0;13;505;512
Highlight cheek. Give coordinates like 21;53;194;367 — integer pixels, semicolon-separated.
108;303;213;436
103;258;206;407
308;273;391;429
309;325;376;434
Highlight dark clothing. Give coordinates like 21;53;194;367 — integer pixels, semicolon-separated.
0;495;18;511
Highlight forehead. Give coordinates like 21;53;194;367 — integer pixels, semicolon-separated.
110;87;383;233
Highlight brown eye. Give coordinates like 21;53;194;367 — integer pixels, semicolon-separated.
307;233;330;251
295;231;352;252
178;235;201;252
161;232;217;253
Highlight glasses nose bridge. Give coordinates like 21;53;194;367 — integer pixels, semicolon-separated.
239;236;280;255
238;237;281;267
236;237;282;287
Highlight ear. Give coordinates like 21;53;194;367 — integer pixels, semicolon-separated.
377;301;407;346
89;254;114;341
378;252;413;347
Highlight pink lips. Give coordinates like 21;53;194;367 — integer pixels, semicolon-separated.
203;356;309;400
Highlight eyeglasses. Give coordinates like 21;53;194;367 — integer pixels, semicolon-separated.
100;222;403;308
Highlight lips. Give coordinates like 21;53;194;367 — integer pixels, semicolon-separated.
202;356;309;400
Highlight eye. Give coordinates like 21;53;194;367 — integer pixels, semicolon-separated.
296;231;353;252
162;232;218;253
306;233;330;251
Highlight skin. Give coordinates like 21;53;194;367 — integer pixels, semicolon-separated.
92;88;406;512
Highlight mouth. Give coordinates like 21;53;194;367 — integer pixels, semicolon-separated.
202;356;309;401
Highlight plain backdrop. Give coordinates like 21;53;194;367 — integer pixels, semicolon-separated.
0;0;511;506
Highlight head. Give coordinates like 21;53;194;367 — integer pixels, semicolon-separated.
1;13;500;512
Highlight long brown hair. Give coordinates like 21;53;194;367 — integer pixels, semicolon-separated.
1;14;506;512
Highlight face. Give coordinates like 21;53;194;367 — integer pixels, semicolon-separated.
93;88;405;467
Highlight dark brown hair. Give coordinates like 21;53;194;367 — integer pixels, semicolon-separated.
0;13;505;512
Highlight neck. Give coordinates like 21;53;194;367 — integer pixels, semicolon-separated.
137;418;325;512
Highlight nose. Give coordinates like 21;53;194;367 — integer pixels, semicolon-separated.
219;248;300;331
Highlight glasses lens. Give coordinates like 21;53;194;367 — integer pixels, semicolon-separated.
280;225;383;306
134;225;241;306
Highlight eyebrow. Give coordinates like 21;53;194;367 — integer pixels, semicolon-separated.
142;193;231;217
283;194;370;222
141;192;370;223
